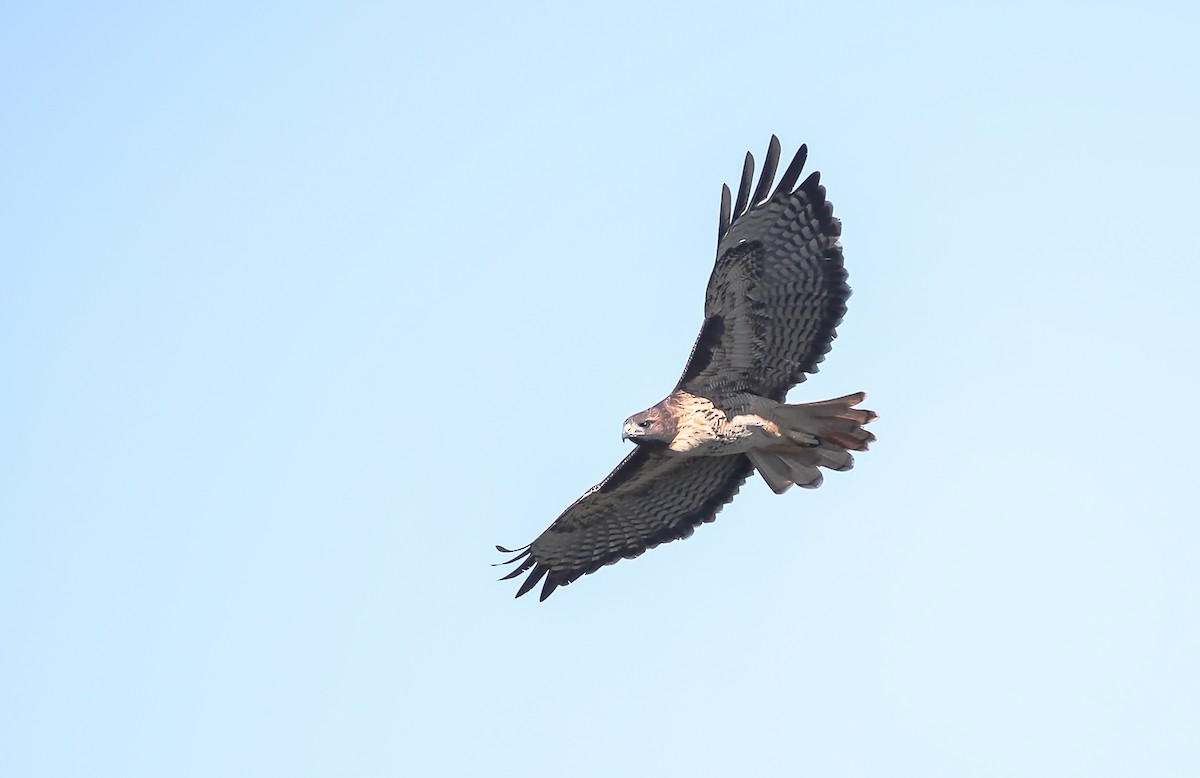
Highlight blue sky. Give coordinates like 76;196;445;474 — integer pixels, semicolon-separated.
3;2;1198;776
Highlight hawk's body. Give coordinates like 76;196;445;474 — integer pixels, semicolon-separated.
499;137;876;600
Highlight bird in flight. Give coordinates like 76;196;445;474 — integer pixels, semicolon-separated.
498;136;876;600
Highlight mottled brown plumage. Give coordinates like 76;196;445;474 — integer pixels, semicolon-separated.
498;137;876;600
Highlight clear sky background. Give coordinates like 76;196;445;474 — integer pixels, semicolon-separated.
3;2;1198;776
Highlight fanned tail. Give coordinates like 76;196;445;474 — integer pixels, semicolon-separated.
748;392;877;494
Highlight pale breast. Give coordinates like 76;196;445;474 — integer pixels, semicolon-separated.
665;391;781;455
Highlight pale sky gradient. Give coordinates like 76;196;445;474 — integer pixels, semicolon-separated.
3;2;1199;776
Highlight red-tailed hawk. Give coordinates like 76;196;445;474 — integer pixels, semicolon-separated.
498;137;876;600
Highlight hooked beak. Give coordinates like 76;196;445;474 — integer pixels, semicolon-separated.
622;421;644;442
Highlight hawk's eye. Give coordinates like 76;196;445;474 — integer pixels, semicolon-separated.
639;420;653;429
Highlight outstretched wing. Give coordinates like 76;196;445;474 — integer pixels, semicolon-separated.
677;136;849;407
497;451;753;600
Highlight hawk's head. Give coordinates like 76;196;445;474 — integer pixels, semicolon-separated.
622;406;675;448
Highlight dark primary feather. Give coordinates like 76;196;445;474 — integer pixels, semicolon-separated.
717;184;732;243
772;144;808;198
749;135;781;208
497;451;754;600
677;136;849;408
732;151;754;218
